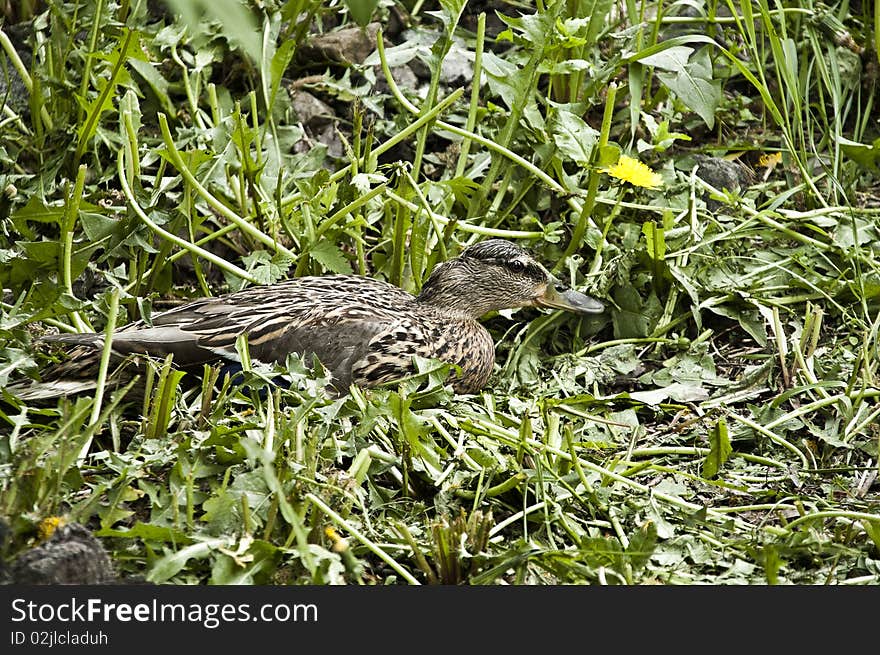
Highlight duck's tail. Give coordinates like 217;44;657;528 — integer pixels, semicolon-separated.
5;377;100;401
4;337;104;401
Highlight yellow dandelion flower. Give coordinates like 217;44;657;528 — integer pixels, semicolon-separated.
324;526;349;553
603;155;663;189
758;152;782;168
37;516;66;541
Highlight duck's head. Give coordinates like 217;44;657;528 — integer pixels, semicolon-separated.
416;239;605;319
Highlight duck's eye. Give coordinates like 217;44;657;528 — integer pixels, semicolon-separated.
508;260;526;273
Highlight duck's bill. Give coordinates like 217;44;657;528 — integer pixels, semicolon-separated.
536;285;605;315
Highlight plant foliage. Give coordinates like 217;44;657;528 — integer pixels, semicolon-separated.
0;0;878;584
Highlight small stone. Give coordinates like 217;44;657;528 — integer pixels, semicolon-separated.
303;23;381;65
692;155;753;192
9;523;116;585
290;89;336;129
685;155;755;211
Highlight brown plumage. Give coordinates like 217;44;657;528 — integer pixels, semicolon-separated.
18;239;604;397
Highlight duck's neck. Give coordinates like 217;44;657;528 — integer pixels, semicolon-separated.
415;261;493;320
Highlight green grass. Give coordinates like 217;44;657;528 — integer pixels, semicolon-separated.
0;0;879;584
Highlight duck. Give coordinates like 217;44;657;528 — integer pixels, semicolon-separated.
17;239;604;397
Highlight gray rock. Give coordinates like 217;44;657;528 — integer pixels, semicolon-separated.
692;155;754;194
304;23;381;65
9;523;116;585
289;89;344;158
291;89;336;128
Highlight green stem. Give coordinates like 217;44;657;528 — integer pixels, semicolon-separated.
694;177;831;250
384;190;545;239
377;30;566;198
306;493;420;585
314;182;388;241
157;113;296;259
88;287;119;428
280;88;464;211
0;27;53;130
62;165;91;332
117;147;260;285
454;472;527;499
77;0;104;125
784;510;880;532
556;82;618;273
75;27;133;164
727;411;810;469
454;12;486;179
